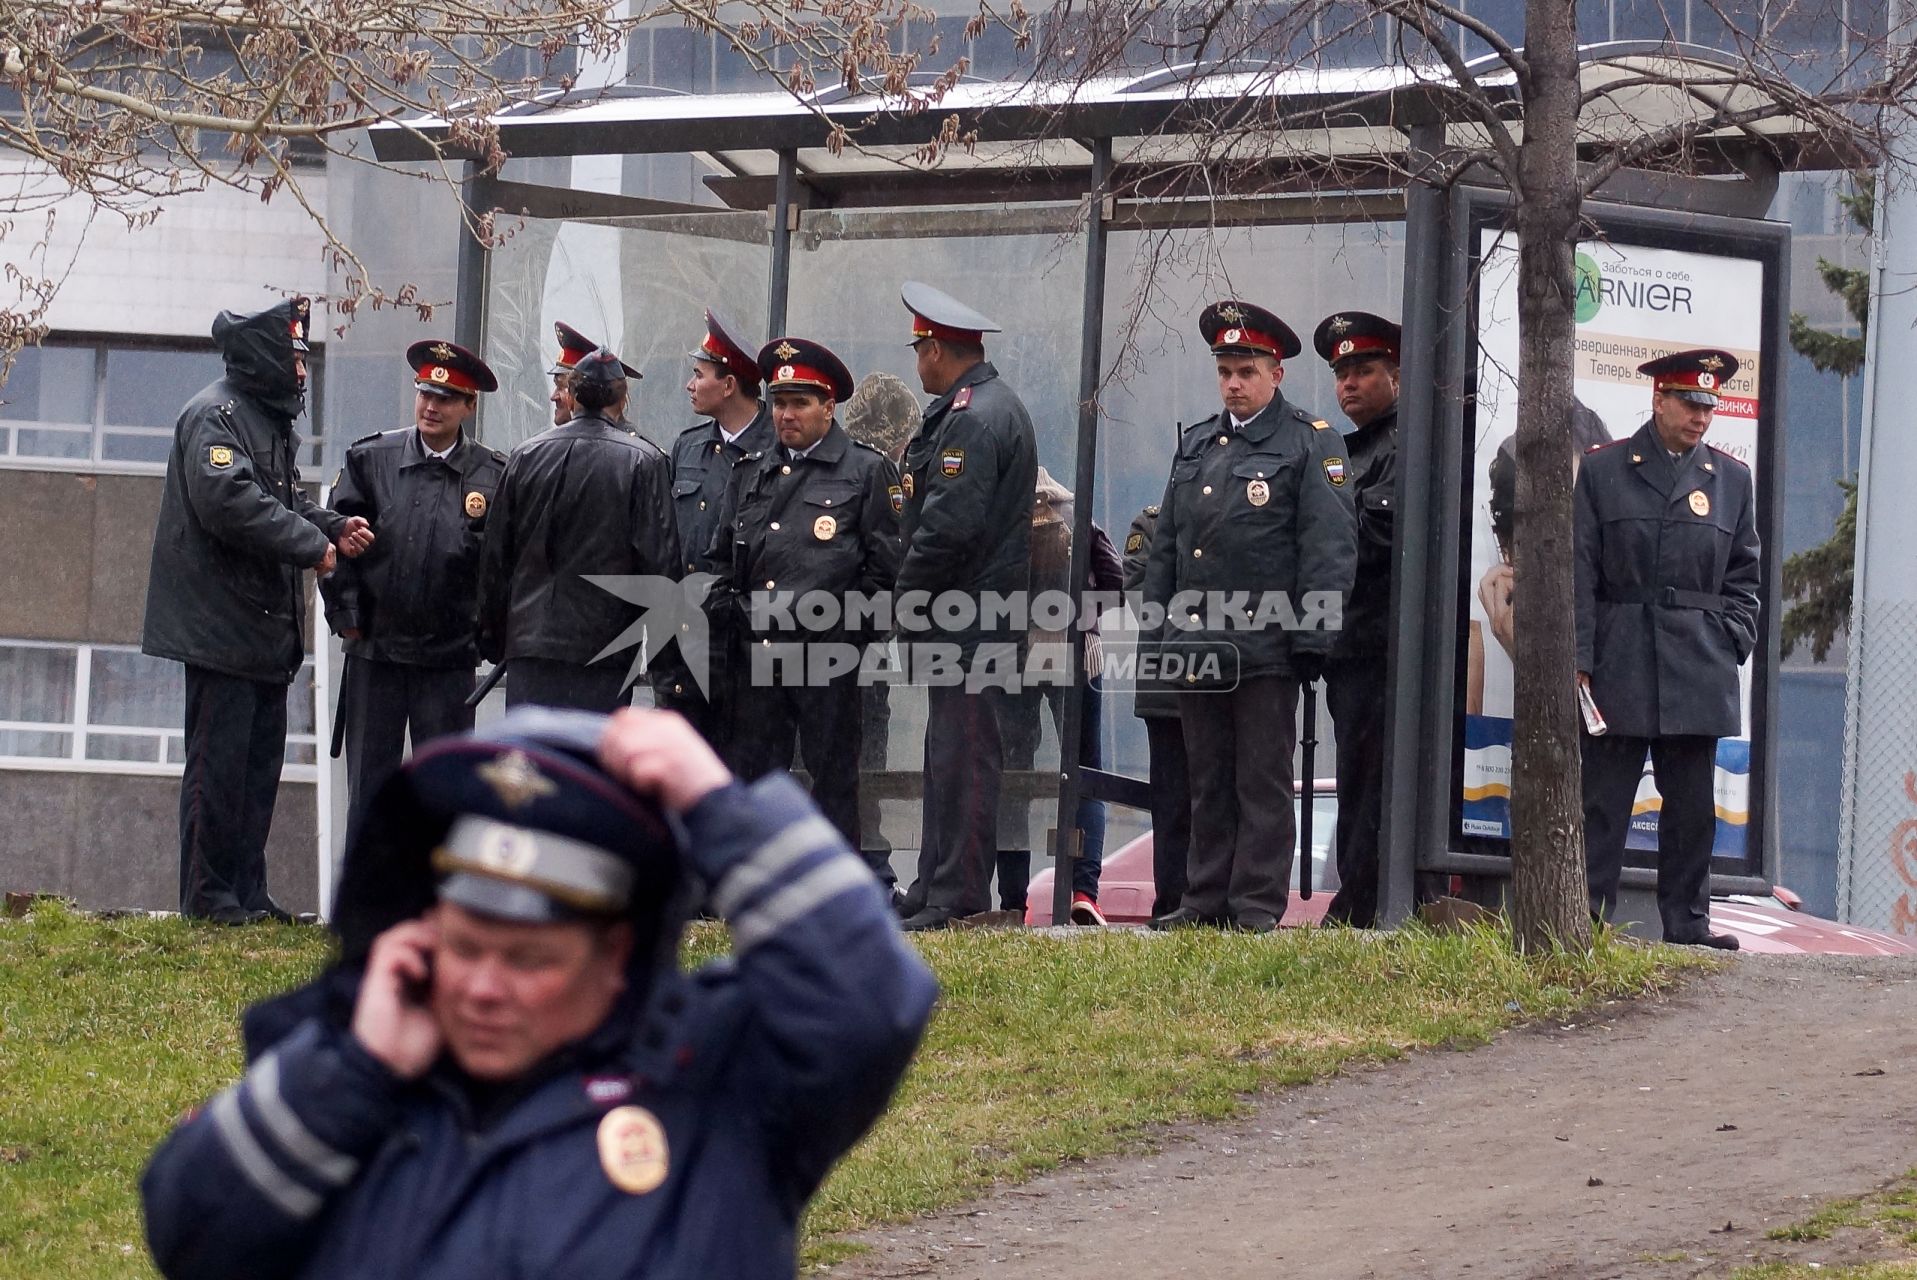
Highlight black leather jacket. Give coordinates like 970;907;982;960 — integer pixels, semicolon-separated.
322;429;507;668
476;414;681;666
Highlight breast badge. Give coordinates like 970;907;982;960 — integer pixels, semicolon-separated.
813;515;837;540
1247;479;1271;507
464;491;487;518
1688;489;1711;517
597;1105;669;1195
902;473;915;499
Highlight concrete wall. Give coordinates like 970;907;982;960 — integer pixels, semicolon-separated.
0;472;161;643
0;772;318;915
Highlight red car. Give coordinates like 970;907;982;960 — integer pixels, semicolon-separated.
1026;792;1917;955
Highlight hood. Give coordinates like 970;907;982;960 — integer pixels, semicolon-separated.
212;298;306;419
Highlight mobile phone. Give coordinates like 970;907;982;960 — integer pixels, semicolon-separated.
1577;681;1608;736
401;952;435;1006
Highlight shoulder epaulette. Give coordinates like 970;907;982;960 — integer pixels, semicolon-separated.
952;386;973;411
1143;504;1160;518
1586;438;1628;455
851;438;881;454
351;430;384;447
1706;442;1750;467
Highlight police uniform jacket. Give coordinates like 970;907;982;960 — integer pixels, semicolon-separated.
141;773;939;1280
321;430;506;669
1140;394;1358;687
703;423;902;646
896;361;1038;659
671;406;773;577
1331;403;1397;664
1573;422;1761;739
476;413;681;666
143;310;346;685
1122;506;1178;719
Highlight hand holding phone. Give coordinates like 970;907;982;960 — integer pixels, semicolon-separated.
351;918;444;1080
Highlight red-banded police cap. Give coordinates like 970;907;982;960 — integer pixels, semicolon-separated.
1200;300;1301;360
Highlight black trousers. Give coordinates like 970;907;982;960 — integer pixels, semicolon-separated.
1179;675;1299;922
1582;732;1718;941
903;680;1006;918
504;656;631;714
342;657;475;839
1144;714;1191;919
1324;656;1387;927
729;669;865;859
178;665;288;918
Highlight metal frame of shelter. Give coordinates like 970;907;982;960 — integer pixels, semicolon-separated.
373;43;1830;925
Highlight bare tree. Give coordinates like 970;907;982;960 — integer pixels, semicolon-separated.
0;0;992;364
1007;0;1905;948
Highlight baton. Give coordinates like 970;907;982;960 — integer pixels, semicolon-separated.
1299;677;1318;900
466;661;507;708
328;655;349;759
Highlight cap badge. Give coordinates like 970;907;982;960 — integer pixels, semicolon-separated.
597;1106;670;1195
774;341;800;361
776;364;796;381
1217;304;1245;324
465;491;487;518
1699;355;1725;371
1697;372;1716;390
1328;315;1352;335
477;750;558;810
1221;328;1242;344
1689;489;1711;517
813;515;837;540
471;824;540;877
429;342;456;359
429;366;450;384
1247;478;1271;507
1336;339;1355;357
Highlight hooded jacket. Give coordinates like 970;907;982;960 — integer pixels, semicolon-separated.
140;712;938;1280
142;300;346;683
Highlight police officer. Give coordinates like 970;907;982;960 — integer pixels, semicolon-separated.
477;350;680;713
1311;311;1401;928
1143;300;1356;933
322;341;506;837
546;321;639;429
141;706;938;1279
1576;348;1760;950
702;338;901;856
143;297;373;924
662;311;774;741
892;282;1039;931
1123;502;1191;921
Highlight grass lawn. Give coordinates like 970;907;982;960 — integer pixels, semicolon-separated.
1723;1171;1917;1279
0;904;1699;1278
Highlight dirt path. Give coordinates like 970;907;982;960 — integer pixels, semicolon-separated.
836;956;1917;1279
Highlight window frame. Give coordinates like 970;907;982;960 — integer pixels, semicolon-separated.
0;333;325;475
0;639;320;781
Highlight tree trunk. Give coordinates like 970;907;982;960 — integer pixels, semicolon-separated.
1507;0;1594;952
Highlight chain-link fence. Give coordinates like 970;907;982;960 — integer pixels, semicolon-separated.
1838;598;1917;933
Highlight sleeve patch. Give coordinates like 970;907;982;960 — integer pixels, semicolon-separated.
888;484;904;514
939;448;966;478
209;445;234;468
1323;456;1347;486
1124;530;1144;554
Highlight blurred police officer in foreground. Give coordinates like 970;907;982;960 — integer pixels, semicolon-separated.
323;340;506;837
1123;501;1190;921
1143;300;1356;933
661;311;773;741
477;350;680;712
141;707;937;1279
1576;349;1760;950
702;339;901;858
1312;311;1402;928
143;297;373;924
892;282;1039;932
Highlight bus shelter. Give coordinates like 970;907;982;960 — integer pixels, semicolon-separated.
372;47;1832;928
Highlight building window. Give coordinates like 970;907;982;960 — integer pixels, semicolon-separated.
0;640;319;777
0;336;324;471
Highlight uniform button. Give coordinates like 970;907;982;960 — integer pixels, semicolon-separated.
673;683;684;695
824;499;832;506
770;521;781;531
781;465;792;475
1218;435;1229;445
1193;548;1203;558
699;500;706;510
1189;612;1200;623
765;579;775;589
1187;672;1199;683
1202;485;1212;495
713;443;721;453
